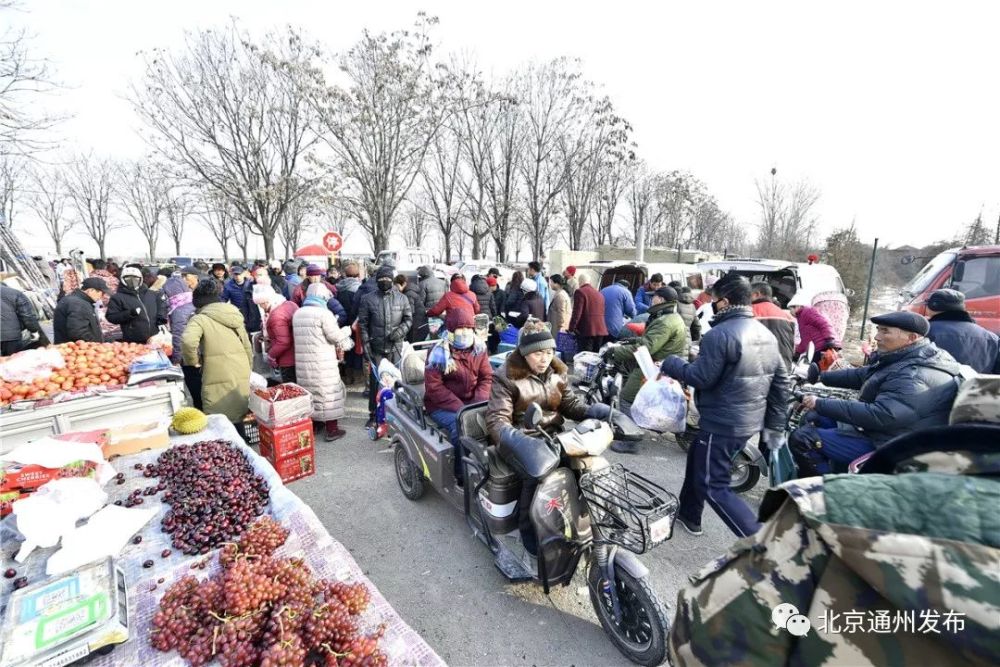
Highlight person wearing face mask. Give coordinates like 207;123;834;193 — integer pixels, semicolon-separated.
53;278;109;344
424;309;494;482
357;266;413;426
658;273;790;538
105;266;168;344
487;320;634;555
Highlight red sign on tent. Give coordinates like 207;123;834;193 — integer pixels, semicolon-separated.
322;232;343;253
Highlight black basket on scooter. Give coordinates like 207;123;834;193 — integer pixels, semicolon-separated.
579;463;678;554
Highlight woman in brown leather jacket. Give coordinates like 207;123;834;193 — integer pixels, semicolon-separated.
486;320;631;554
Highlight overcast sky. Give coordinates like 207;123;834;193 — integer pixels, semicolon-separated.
10;0;1000;259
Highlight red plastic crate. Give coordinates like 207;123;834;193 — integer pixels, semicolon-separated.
258;418;314;460
266;448;316;484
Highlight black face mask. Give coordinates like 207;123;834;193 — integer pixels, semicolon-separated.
711;299;723;315
377;280;392;293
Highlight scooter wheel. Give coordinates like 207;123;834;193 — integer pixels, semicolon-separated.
394;443;425;501
730;451;761;494
588;560;668;667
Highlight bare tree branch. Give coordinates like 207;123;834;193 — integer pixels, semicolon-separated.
116;161;167;262
63;153;120;259
28;164;72;254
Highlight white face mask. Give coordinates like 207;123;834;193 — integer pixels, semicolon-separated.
452;329;475;349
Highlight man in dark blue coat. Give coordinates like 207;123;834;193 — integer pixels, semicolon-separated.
792;310;965;477
660;273;790;538
925;288;999;374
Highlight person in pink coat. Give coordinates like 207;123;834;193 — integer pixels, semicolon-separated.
788;292;839;363
256;286;299;384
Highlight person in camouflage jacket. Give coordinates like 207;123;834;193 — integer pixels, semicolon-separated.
669;375;1000;666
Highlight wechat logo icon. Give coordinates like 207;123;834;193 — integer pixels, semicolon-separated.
771;603;811;637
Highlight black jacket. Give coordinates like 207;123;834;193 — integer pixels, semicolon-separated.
817;339;965;446
106;283;168;344
239;280;261;333
927;311;1000;374
512;291;545;328
469;276;495;317
53;290;103;344
358;288;413;361
661;307;790;438
492;287;507;318
335;276;362;322
401;284;427;343
0;284;41;342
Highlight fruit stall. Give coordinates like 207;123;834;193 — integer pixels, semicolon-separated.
0;343;445;666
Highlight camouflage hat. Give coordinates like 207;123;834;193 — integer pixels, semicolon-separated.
949;375;1000;425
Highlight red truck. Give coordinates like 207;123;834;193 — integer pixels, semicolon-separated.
898;245;1000;333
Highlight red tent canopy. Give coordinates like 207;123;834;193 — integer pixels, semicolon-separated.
294;244;328;257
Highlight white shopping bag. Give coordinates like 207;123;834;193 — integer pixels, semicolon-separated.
631;376;687;433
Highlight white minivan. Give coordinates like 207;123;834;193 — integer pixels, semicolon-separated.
376;248;436;271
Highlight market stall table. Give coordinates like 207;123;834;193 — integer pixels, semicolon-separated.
1;415;444;667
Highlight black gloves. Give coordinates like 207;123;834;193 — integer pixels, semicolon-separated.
586;403;643;441
807;363;820;385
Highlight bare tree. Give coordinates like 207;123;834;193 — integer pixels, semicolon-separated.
0;2;63;154
63;154;119;259
459;81;523;263
400;199;430;248
518;59;589;260
0;152;23;226
233;220;250;264
653;170;704;250
277;189;316;258
420;122;467;262
961;211;991;246
198;191;235;262
116;161;166;262
28;165;71;254
754;169;819;258
130;25;318;259
626;161;662;248
287;15;488;254
590;156;630;248
560;94;634;250
163;188;192;257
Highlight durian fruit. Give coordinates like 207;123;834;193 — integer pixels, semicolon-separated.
171;407;208;434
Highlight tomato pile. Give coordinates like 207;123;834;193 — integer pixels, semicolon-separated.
253;384;308;402
0;341;151;405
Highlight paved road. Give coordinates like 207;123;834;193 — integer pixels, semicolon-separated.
288;388;766;667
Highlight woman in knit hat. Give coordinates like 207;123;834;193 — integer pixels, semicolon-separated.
424;307;493;482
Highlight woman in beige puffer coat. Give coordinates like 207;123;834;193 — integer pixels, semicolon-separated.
293;284;354;441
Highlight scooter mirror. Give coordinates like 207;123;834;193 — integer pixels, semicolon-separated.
523;403;543;430
807;341;815;362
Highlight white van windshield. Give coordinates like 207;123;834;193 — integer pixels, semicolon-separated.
902;252;956;297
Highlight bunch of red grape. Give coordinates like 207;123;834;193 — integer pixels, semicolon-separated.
221;516;290;569
150;518;386;667
156;440;270;555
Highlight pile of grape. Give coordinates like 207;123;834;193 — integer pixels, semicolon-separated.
151;516;386;667
156;440;270;555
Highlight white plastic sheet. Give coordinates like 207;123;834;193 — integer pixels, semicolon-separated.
631;376;687;433
12;478;108;562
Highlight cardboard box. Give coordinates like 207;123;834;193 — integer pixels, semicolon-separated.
0;460;98;493
265;448;316;484
259;418;314;461
104;421;170;458
249;383;313;426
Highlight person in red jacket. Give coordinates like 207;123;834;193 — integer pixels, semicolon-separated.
426;274;480;320
788;292;840;364
568;273;609;355
424;308;493;483
257;286;300;383
750;282;796;370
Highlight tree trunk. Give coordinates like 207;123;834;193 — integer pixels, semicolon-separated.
174;237;181;255
262;234;275;263
53;239;62;255
443;236;452;265
97;239;106;261
148;239;157;263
